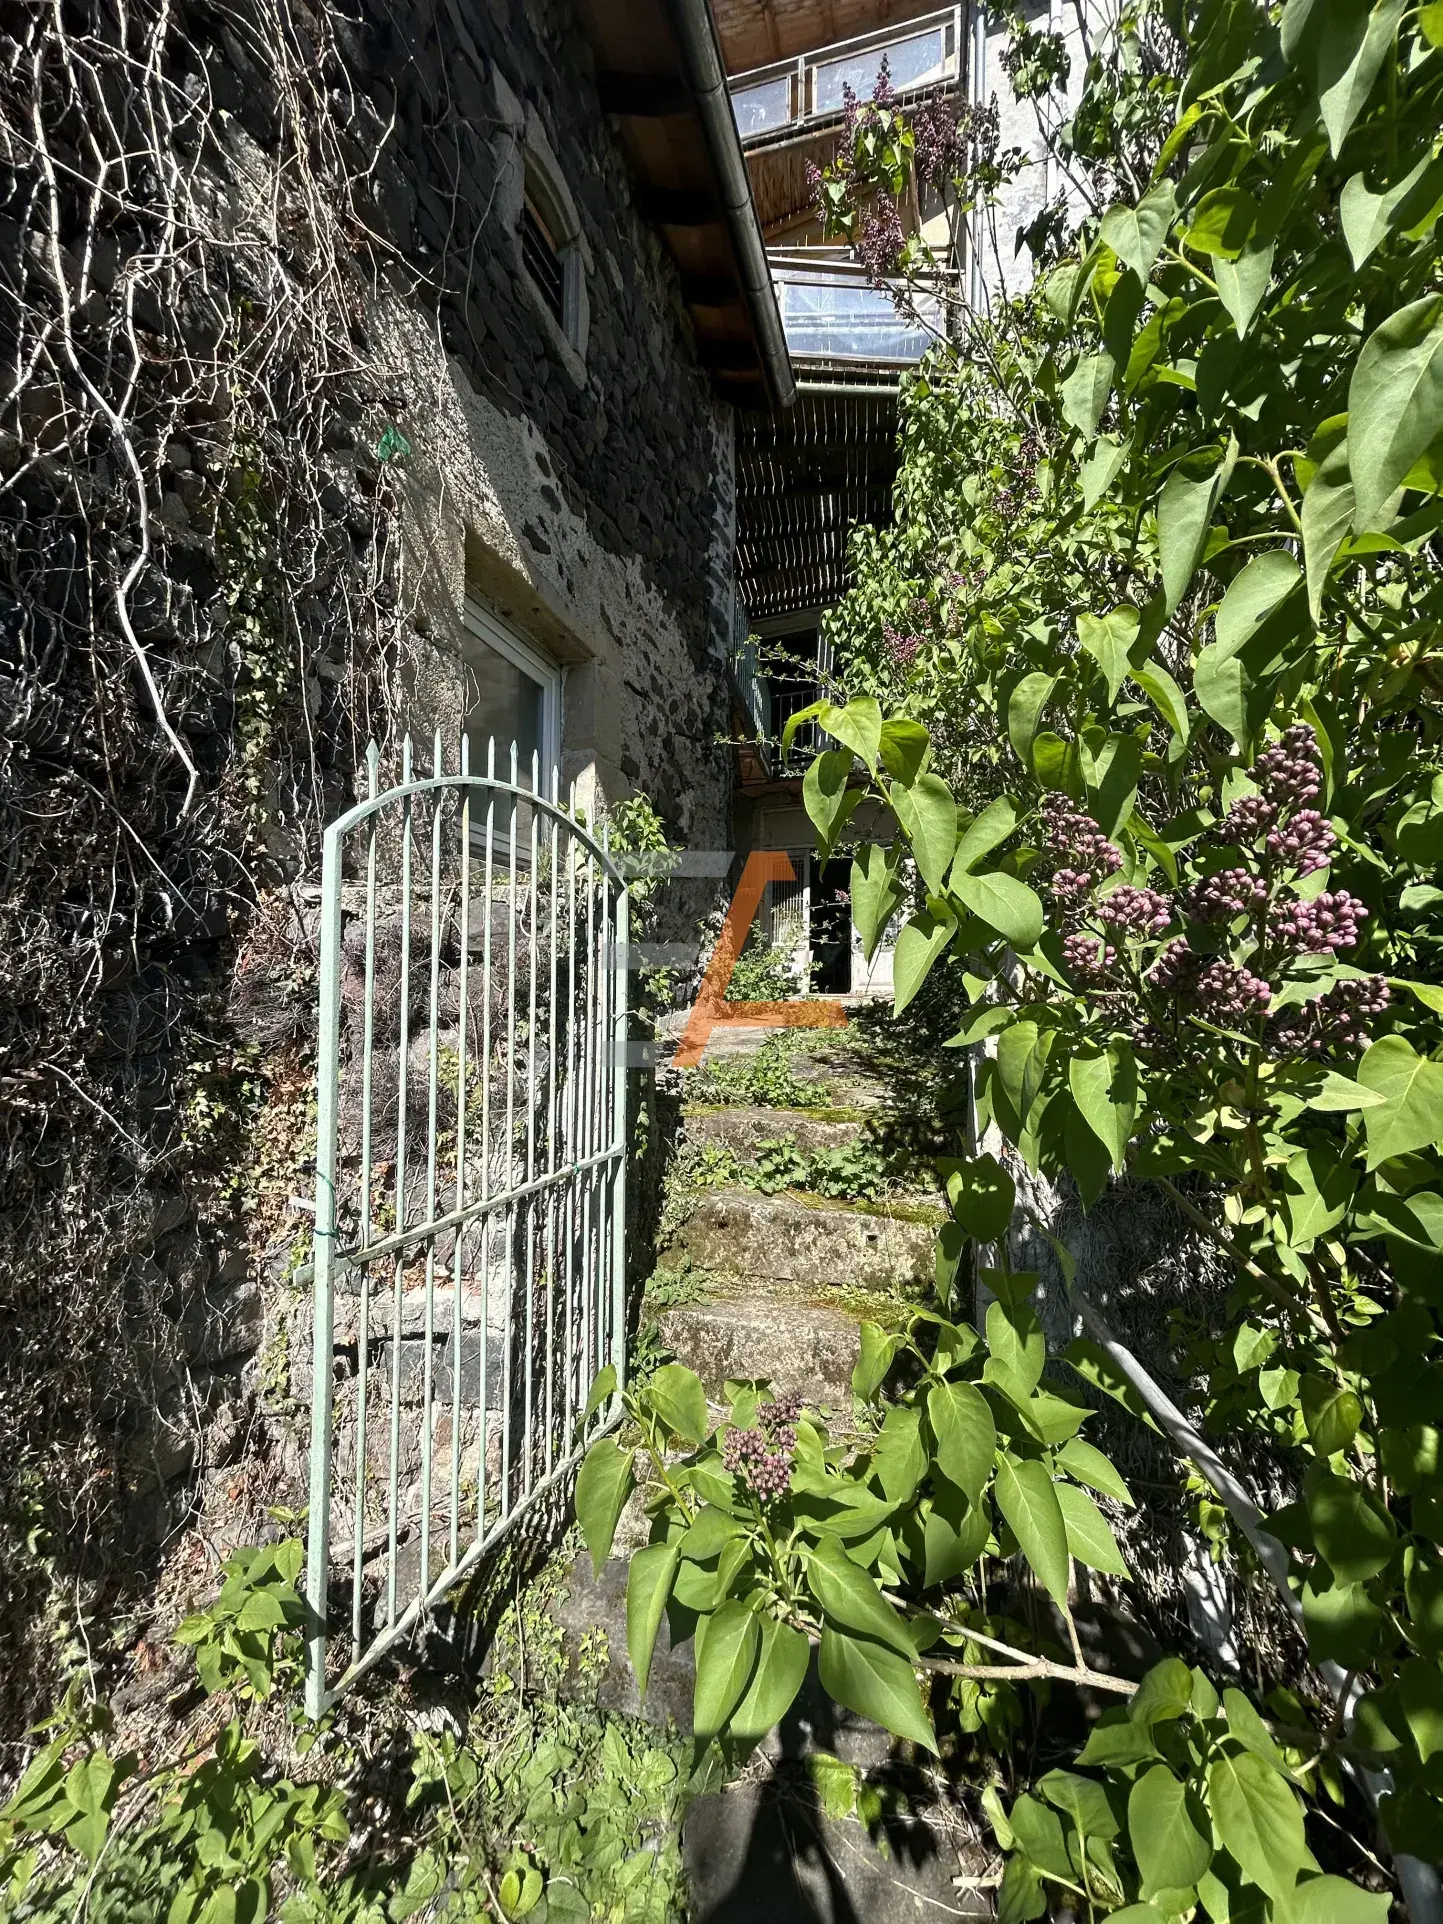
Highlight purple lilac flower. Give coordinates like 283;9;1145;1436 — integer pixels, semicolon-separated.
1184;868;1268;922
856;199;906;283
1194;958;1273;1022
1147;941;1270;1021
722;1392;802;1505
1267;808;1336;876
1063;932;1116;980
913;96;962;186
1041;794;1123;901
1268;889;1368;955
883;624;922;666
1270;976;1391;1058
1219;793;1279;842
1097;884;1173;936
1253;724;1323;807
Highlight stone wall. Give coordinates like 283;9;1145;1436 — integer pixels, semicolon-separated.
337;0;740;851
0;0;744;1733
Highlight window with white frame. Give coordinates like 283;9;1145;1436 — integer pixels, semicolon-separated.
462;597;563;786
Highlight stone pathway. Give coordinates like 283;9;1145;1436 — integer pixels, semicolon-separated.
561;1023;993;1921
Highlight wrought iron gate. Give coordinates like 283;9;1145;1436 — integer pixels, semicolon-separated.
303;735;630;1716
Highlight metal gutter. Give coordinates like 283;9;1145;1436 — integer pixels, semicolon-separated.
666;0;797;411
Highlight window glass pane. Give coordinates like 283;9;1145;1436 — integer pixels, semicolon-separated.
774;267;940;362
814;29;945;113
731;75;792;138
466;639;544;776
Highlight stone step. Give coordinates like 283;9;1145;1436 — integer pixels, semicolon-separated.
659;1297;866;1407
661;1187;940;1297
683;1105;866;1156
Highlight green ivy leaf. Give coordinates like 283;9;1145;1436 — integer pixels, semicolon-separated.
817;1627;937;1754
1206;1749;1310;1898
647;1363;708;1446
1057;1483;1129;1576
729;1616;809;1740
1357;1034;1443;1167
1348;293;1443;530
993;1456;1070;1606
1128;1765;1211;1896
892;908;957;1016
850;844;904;962
626;1540;680;1698
575;1438;635;1575
927;1380;997;1507
693;1600;760;1737
1100;180;1178;284
953;870;1044;950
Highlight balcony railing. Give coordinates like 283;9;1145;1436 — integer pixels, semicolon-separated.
769;250;955;364
729;7;962;145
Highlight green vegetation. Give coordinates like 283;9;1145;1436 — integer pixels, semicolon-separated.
0;1543;699;1924
683;1032;834;1111
581;2;1443;1916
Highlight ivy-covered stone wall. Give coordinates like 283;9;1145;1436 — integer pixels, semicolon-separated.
0;0;737;1739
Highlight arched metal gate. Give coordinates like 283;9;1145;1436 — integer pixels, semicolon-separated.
303;736;629;1717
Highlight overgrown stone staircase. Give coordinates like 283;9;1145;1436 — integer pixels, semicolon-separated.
557;1024;992;1922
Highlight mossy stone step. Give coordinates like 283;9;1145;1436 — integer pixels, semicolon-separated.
661;1187;940;1296
658;1297;866;1407
682;1105;866;1155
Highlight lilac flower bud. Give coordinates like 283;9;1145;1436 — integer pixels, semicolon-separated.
856;200;905;284
1147;938;1196;994
1266;809;1336;876
882;623;922;666
1194;958;1273;1022
1041;794;1123;900
1268;889;1368;955
721;1393;802;1505
1098;885;1172;936
1219;793;1279;843
1063;932;1116;979
1270;975;1390;1058
1184;868;1268;922
1252;724;1323;807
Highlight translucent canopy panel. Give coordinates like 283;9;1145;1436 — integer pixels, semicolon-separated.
732;73;792;139
813;24;948;114
772;263;942;363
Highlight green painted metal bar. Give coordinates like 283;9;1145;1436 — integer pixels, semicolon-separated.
303;803;346;1720
303;735;629;1716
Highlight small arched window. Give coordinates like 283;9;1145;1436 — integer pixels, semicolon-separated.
519;133;586;361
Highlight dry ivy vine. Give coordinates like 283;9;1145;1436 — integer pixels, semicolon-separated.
0;0;429;1738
